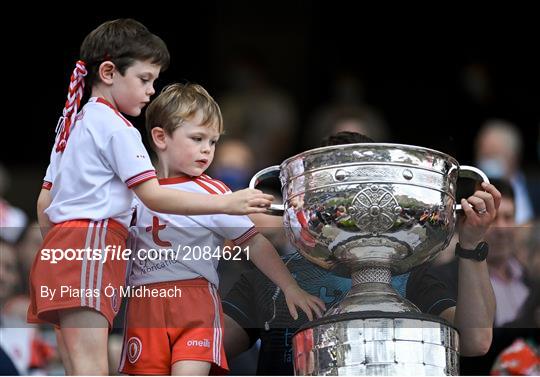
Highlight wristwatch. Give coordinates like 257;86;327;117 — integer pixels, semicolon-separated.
455;242;489;261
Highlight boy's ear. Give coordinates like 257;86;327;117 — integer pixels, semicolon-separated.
98;61;116;85
151;127;167;150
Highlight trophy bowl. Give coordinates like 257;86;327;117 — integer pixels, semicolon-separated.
250;143;488;278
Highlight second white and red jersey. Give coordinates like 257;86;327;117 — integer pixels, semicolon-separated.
128;175;258;287
43;97;156;228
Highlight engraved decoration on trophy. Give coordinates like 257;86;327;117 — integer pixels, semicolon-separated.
348;184;402;234
250;143;489;376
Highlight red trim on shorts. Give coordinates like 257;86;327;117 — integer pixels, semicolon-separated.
119;278;229;375
126;170;157;188
50;218;129;246
102;218;128;239
27;218;129;328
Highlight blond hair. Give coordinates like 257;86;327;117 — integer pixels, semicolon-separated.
145;83;223;149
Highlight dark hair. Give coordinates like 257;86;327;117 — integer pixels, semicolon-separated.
320;131;374;147
80;19;170;88
487;178;515;201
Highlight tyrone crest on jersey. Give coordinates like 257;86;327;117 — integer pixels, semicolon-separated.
127;337;143;364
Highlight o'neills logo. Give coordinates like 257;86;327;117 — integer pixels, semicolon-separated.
127;337;142;364
186;339;211;348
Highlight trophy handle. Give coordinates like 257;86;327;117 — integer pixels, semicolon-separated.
249;165;285;215
455;165;490;211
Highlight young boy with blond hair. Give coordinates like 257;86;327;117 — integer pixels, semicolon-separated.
119;83;324;375
28;19;273;375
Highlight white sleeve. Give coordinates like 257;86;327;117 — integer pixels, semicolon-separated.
43;164;53;190
43;144;61;189
102;128;156;188
200;213;258;245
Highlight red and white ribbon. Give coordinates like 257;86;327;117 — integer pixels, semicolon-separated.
55;60;87;152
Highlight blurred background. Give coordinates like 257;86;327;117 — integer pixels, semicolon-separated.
1;4;540;375
2;4;539;215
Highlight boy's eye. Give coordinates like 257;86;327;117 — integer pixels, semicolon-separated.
211;140;218;145
140;77;150;83
192;137;202;142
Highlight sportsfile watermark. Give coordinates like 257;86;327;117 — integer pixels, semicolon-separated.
35;224;262;264
1;224;538;330
39;244;250;264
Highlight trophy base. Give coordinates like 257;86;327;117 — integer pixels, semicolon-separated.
293;312;460;376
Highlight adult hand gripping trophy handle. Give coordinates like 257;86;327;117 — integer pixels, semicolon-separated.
455;165;490;211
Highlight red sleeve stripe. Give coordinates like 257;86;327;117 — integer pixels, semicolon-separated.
194;179;219;195
126;170;156;188
42;181;52;190
200;174;231;192
211;179;230;193
232;227;259;246
198;176;228;194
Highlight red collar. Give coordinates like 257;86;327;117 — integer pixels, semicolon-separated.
89;97;132;127
158;177;194;185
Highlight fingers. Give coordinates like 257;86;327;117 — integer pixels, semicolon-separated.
286;300;299;321
286;293;326;321
300;302;313;322
302;300;322;320
242;189;275;202
466;195;486;216
241;188;262;195
474;190;496;216
248;207;272;213
464;183;499;219
313;296;326;312
481;182;502;210
461;198;477;218
248;198;273;208
259;194;275;202
310;299;325;319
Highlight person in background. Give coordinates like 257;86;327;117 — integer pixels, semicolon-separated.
475;119;536;224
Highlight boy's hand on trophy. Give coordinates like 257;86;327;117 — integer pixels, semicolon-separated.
283;284;326;321
226;189;274;215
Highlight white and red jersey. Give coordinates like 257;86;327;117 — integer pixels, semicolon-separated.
128;175;258;287
43;97;156;228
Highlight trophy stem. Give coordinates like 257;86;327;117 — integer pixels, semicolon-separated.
326;266;421;315
351;267;392;285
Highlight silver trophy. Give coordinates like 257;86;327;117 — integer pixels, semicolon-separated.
250;143;489;376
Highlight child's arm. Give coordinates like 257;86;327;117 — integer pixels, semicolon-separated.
243;233;325;321
37;188;53;238
133;178;273;216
